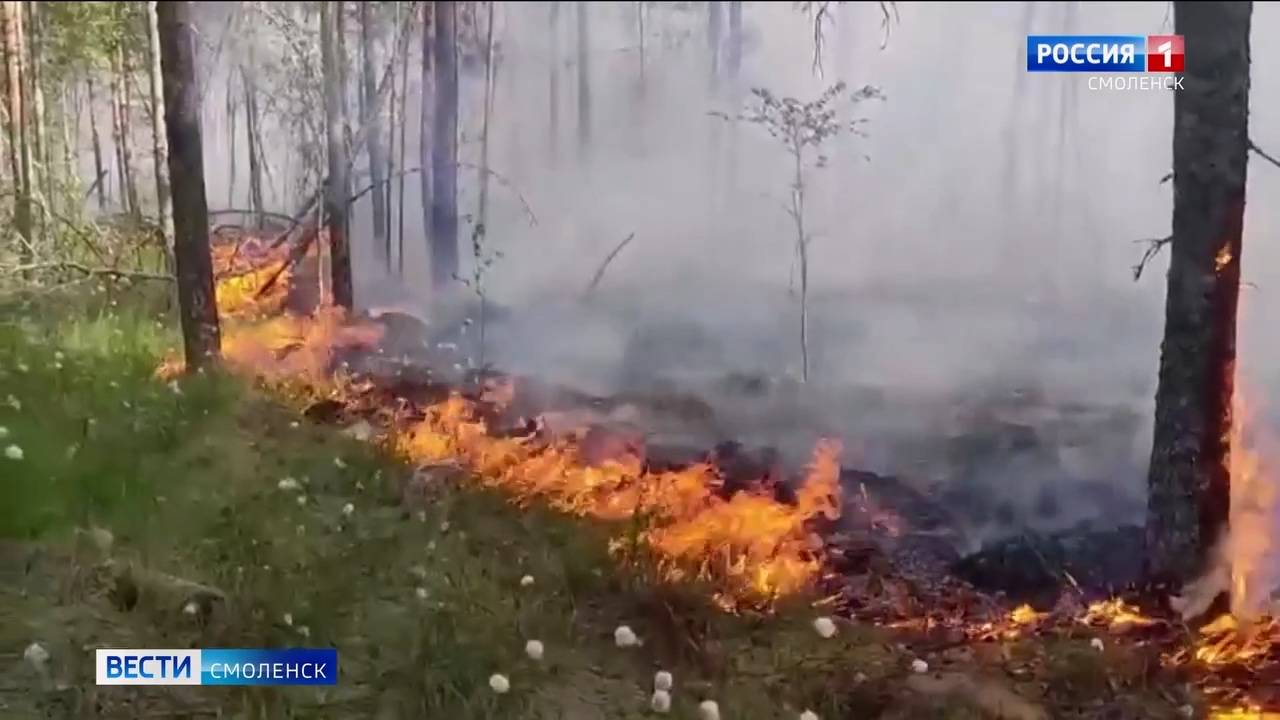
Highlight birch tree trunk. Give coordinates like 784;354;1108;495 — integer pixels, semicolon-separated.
321;0;354;309
24;1;44;241
1;0;29;261
1146;1;1252;589
430;0;458;290
146;0;173;245
157;0;221;370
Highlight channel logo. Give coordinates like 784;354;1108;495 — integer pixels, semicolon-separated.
1027;35;1184;73
95;648;338;686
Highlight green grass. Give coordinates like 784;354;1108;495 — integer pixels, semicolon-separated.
0;291;1197;719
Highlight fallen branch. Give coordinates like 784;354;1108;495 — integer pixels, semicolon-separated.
0;261;172;283
1131;235;1172;281
582;232;636;299
254;224;319;299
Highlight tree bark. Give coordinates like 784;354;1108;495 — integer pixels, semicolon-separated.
86;76;106;210
575;1;590;151
1146;1;1252;587
395;1;409;275
430;0;458;290
157;0;221;370
242;63;264;228
360;1;389;266
727;1;742;82
1;1;30;260
24;1;44;240
321;0;354;309
145;0;173;244
707;1;723;91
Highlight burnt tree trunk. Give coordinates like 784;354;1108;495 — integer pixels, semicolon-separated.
157;0;221;369
321;0;353;309
360;1;389;267
243;65;264;228
1146;1;1252;587
430;0;458;290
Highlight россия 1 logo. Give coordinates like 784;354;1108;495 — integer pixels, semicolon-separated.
1026;35;1184;90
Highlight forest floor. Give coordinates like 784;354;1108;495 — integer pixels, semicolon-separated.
0;290;1210;719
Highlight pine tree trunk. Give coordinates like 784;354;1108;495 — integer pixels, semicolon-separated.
117;46;139;219
360;1;388;266
707;1;722;91
1;1;30;262
727;1;742;81
575;1;590;151
395;1;409;275
321;0;353;309
1146;1;1252;588
430;0;458;290
86;76;106;211
156;0;221;370
145;0;173;245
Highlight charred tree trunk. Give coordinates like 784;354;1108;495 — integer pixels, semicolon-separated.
575;1;590;151
86;76;106;210
157;0;221;369
321;0;353;309
549;1;559;156
145;0;173;245
360;1;389;267
1;1;30;261
430;0;458;290
1145;1;1252;588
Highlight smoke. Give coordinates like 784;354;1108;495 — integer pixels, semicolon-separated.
81;2;1280;556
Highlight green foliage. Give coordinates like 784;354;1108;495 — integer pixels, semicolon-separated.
41;1;144;81
742;81;883;168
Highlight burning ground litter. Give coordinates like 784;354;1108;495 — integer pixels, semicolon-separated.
166;231;1280;714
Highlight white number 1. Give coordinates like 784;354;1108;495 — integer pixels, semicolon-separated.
1158;40;1173;66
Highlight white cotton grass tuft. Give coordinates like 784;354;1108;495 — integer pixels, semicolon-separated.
277;477;301;492
282;612;294;627
296;495;307;506
0;426;8;439
812;616;837;639
342;502;355;517
23;642;50;669
489;673;510;694
525;639;544;661
614;625;638;648
415;586;429;600
1090;637;1105;652
5;444;23;460
333;457;346;469
800;710;820;720
650;689;672;714
297;625;310;639
654;670;673;692
911;658;929;674
698;699;721;720
182;601;199;616
520;574;535;587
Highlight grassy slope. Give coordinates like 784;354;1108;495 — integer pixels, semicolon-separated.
0;293;1192;719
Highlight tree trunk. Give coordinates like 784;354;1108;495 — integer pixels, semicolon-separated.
86;76;106;210
707;1;722;91
418;1;434;278
1145;1;1252;588
243;64;264;228
24;1;44;241
321;0;353;309
727;1;742;82
395;1;409;275
145;1;173;245
360;1;389;267
110;47;138;217
1;1;30;261
575;1;590;151
549;1;559;156
157;0;221;370
430;0;458;290
119;46;139;219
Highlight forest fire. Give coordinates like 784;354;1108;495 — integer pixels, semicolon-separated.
189;234;1279;707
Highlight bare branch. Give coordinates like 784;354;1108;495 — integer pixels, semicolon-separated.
582;233;636;299
1132;235;1172;281
1248;138;1280;171
0;261;172;283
